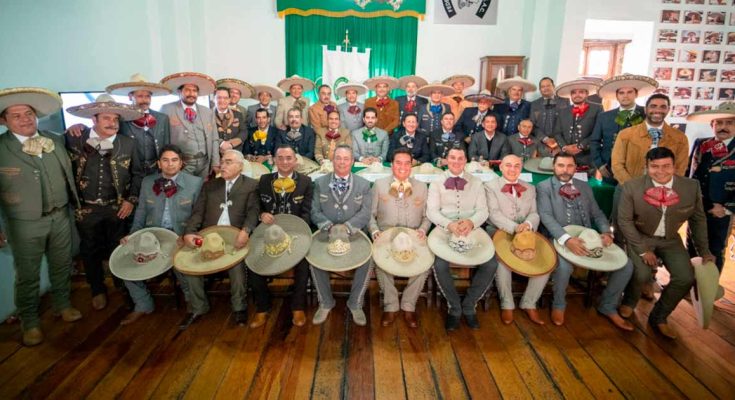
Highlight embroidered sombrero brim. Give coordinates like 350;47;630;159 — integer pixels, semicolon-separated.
160;72;217;96
335;82;368;98
372;228;435;278
556;79;601;98
0;87;62;118
523;157;555;175
598;74;659;99
417;83;455;98
398;75;428;90
109;227;179;281
690;257;726;329
106;81;172;96
687;102;735;123
442;74;476;88
427;228;495;267
241;161;271;180
496;76;537;93
493;230;557;277
251;84;285;100
411;164;444;175
553;225;627;272
464;91;504;104
174;225;249;275
356;165;392;176
295;157;320;175
364;76;399;91
66;100;143;121
246;214;313;276
278;75;315;92
306;230;373;272
216;78;255;98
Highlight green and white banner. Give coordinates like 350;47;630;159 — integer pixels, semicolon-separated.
277;0;426;19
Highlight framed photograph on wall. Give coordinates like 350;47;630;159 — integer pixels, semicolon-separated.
695;86;715;99
684;11;704;24
658;29;678;42
706;11;726;25
676;67;695;80
685;0;704;4
723;51;735;64
681;30;701;43
479;56;526;95
679;49;699;62
662;10;681;23
655;86;671;95
718;87;735;99
674;87;693;99
657;48;676;61
721;69;735;81
672;104;690;117
694;105;712;112
727;32;735;44
655;67;674;80
703;31;723;44
702;50;721;63
699;68;718;81
709;0;727;5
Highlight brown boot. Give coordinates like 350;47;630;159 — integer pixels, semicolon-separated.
523;308;545;325
551;308;565;326
292;311;306;327
249;312;268;329
641;281;655;301
501;309;514;324
652;322;677;339
22;327;44;347
619;305;634;319
92;294;107;310
381;311;397;327
602;312;634;331
403;311;419;328
56;307;83;322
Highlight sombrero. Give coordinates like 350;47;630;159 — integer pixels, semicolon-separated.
335;82;368;98
106;73;171;96
555;79;600;98
216;78;254;98
411;162;444;176
465;90;504;104
295;154;320;175
523;157;554;175
66;94;143;121
493;230;557;277
690;257;726;329
598;74;659;99
465;161;491;174
241;160;271;180
417;82;455;98
364;76;399;91
277;75;315;92
251;84;285;101
553;225;627;271
306;224;373;272
398;75;428;90
245;214;312;276
173;225;249;275
356;162;391;176
160;72;217;96
442;74;476;88
496;76;537;93
109;227;180;281
0;87;62;118
427;227;495;267
687;102;735;123
372;228;435;278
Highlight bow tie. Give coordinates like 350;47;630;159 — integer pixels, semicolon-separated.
362;129;377;143
444;176;467;191
430;104;442;114
326;129;341;140
153;178;177;198
273;177;296;194
253;129;268;144
453;96;463;104
132;113;157;130
509;102;520;112
648;128;662;142
21;136;55;156
644;186;680;208
331;176;350;194
184;107;197;123
389;179;413;198
400;134;415;148
348;105;361;115
287;129;302;141
376;98;390;108
518;136;533;146
405;99;416;112
292;99;306;110
472;111;486;124
323;104;336;114
501;182;526;198
571;103;589;118
615;109;643;127
559;183;580;201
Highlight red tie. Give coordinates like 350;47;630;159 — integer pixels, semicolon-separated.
184;107;197;123
518;136;533;146
501;183;526;198
571;103;589;118
405;100;416;112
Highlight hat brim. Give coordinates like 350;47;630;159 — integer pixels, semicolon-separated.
357;165;392;176
296;157;321;175
0;87;62;118
66;101;143;121
398;75;428;90
553;225;627;271
428;228;495;267
523;157;554;175
687;110;735;123
364;76;399;91
690;258;725;329
306;230;373;272
335;83;368;98
106;82;172;96
242;161;271;180
417;84;455;98
411;165;444;175
464;93;504;104
252;84;285;101
216;79;254;99
493;231;557;277
174;225;249;275
598;76;658;99
246;214;313;276
372;228;435;278
443;75;476;88
161;72;217;96
278;76;315;92
496;77;537;93
109;228;180;281
556;80;600;98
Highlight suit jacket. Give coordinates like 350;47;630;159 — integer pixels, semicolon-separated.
387;130;431;163
369;176;430;235
257;171;312;222
214;108;248;153
552;102;602;168
275;96;311;130
485;178;539;235
351;127;389;162
131;172;203;236
429;129;466;162
494;100;531;135
314;127;352;163
536;176;609;241
529;96;566;140
457;107;491;138
185;175;259;233
467;131;510;162
689;137;735;212
507;133;540;160
590;106;645;169
311;173;372;233
232;104;249;125
611;122;689;184
119;109;170;175
0;131;79;220
308;101;337;130
418;102;452;134
160;101;220;176
274;126;316;160
247;103;277;128
395;95;427;120
427;172;488;231
244;125;277;157
337;102;365;132
365;97;400;133
617;175;710;256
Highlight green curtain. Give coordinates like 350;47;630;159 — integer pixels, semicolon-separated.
285;15;417;102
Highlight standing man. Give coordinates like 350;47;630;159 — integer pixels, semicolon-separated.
244;108;277;163
417;83;453;134
213;87;247;153
429;112;466;167
458;90;501;140
247;84;281;128
530;77;565;144
160;72;220;178
310;145;374;326
617;148;713;339
351;107;389;165
552;79;603;170
308;85;337;130
274;108;316;160
467;113;511;163
275;75;314;130
336;82;367;132
494;76;535;135
395;75;428;120
314;110;352;164
66;95;144;311
364;76;400;134
216;78;253;120
388;113;431;164
0;88;82;346
370;148;431;327
442;74;476;119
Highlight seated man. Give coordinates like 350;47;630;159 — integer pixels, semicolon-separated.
467;113;510;165
244;108;276;163
536;152;633;330
314;110;352;164
351;107;389;165
274;108;316;160
507;119;540;161
310;145;373;326
387;113;431;164
617;147;713;339
427;147;498;330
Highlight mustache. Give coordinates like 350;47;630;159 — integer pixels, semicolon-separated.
717;129;731;134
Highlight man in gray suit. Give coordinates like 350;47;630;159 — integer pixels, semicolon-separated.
467;113;510;164
336;83;366;132
247;85;279;128
310;145;373;326
536;153;634;330
351;107;389;164
530;77;566;143
552;80;602;170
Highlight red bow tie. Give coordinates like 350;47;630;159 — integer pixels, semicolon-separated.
644;186;680;208
700;138;729;158
132;113;157;129
348;105;361;115
376;98;390;108
184;107;197;123
559;183;580;200
453;96;463;104
571;103;589;118
501;183;526;198
153;178;178;198
405;99;416;112
326;129;340;140
444;176;467;191
518;136;533;146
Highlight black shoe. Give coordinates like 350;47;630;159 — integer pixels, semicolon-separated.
234;310;248;325
464;313;480;329
445;314;460;331
179;313;202;330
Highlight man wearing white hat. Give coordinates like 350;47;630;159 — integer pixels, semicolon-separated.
308;85;338;130
458;90;501;141
417;83;453;134
216;78;253;122
336;82;367;132
494;76;535;135
275;75;313;130
365;76;400;134
552;79;603;170
247;84;280;128
530;77;566;155
395;75;428;120
0;87;83;346
442;75;476;120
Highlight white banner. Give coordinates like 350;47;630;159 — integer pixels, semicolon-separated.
434;0;499;25
321;45;371;100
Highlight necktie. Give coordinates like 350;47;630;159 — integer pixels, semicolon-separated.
348;105;361;115
323;104;336;113
571;103;589;118
473;111;485;124
559;183;580;200
444;176;467;191
132;113;157;130
184;107;197;123
430;104;442;114
390;179;413;198
21;136;55;156
362;129;377;143
376;98;390;108
273;177;296;194
405;99;416;112
648;128;662;147
518;136;533;146
501;182;526;198
253;129;268;144
153;178;178;198
509;102;519;112
86;137;114;153
644;186;680;208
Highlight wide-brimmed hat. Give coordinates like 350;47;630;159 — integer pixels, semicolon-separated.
66;94;143;121
428;227;495;267
372;228;435;278
398;75;428;90
294;154;320;175
553;225;627;271
335;82;368;98
109;228;180;281
356;162;391;176
493;230;557;277
106;73;172;96
442;74;476;88
174;225;249;275
364;76;399;91
687;102;735;123
598;73;659;99
216;78;254;98
496;76;537;93
464;90;504;104
555;79;601;98
417;82;455;98
306;225;373;272
251;84;285;101
411;162;443;175
690;256;725;329
465;161;491;174
245;214;312;276
523;157;554;175
241;159;271;180
0;87;62;118
160;72;216;96
277;75;315;92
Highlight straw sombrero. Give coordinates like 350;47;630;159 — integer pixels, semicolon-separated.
417;83;455;98
216;78;254;98
411;162;444;176
687;102;735;123
690;257;726;329
106;73;171;96
555;79;600;98
0;87;62;118
493;230;557;277
598;74;659;99
306;225;373;272
443;74;476;88
109;227;179;281
160;72;217;96
173;225;249;275
245;214;312;276
240;160;271;180
496;76;537;93
523;157;554;175
372;228;435;278
66;94;143;121
364;76;399;91
251;84;285;101
427;227;495;267
356;162;391;176
277;75;315;92
294;154;320;175
464;90;504;104
553;225;626;271
335;82;368;98
398;75;428;90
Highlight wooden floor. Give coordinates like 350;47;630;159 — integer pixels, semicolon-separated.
2;264;735;400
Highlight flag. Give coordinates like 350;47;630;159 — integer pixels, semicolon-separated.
322;45;371;100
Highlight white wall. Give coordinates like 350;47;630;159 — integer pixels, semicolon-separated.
584;19;655;76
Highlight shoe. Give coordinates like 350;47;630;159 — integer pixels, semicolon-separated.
619;305;634;319
179;313;202;330
55;307;83;322
403;311;419;328
120;311;148;326
641;281;655;301
312;307;331;325
234;311;248;325
551;308;565;326
445;314;460;331
501;309;514;325
22;327;44;347
249;312;268;329
92;294;107;310
523;308;545;325
464;313;480;329
292;311;306;327
650;321;677;339
381;311;397;327
350;308;367;326
600;311;634;331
